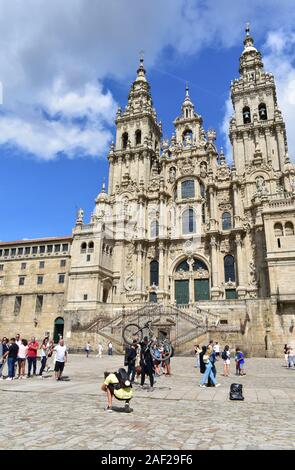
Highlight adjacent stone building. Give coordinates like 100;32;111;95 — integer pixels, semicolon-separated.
1;27;295;355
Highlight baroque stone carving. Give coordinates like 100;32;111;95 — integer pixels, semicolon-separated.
124;271;135;292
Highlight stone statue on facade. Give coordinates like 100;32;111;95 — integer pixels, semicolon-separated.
76;208;84;224
124;271;135;292
169;167;176;183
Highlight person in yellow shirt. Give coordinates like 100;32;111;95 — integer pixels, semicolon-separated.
101;368;133;412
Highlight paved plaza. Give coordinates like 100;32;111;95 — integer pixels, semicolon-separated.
1;354;295;450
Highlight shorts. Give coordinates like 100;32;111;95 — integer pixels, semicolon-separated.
107;383;115;395
54;361;65;373
239;363;244;369
106;384;130;402
224;359;230;365
154;360;161;366
18;358;26;363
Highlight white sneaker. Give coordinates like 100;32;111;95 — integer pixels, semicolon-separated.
6;377;12;381
215;383;221;388
199;384;206;388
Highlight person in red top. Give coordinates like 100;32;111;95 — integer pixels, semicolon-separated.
27;336;39;377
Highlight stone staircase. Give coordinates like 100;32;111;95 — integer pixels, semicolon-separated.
71;302;242;354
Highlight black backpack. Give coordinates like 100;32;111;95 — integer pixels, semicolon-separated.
229;383;244;401
221;350;227;360
115;368;131;389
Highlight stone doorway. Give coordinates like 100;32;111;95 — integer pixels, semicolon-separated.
53;317;64;344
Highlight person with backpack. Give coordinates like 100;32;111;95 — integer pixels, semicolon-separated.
199;346;221;388
221;345;230;377
235;348;246;376
101;368;133;412
194;344;202;368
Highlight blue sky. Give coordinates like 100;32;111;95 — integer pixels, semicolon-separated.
1;0;295;242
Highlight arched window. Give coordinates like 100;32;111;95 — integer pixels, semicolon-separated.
200;182;205;198
182;208;196;234
193;258;207;271
243;106;251;124
176;260;190;272
224;255;235;283
285;222;294;236
122;132;128;149
81;242;87;253
222;212;232;230
151;220;159;238
150;260;159;286
182;129;193;146
181;180;195;199
88;241;94;251
274;223;283;237
258;103;267;121
135;129;141;145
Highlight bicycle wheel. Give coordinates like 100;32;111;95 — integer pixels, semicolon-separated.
122;323;143;345
149;340;173;361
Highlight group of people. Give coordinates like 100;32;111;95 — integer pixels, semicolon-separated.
124;336;172;391
0;334;67;381
101;336;173;412
194;341;246;387
84;342;113;358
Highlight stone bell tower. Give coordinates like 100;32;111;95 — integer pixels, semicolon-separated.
108;56;162;195
229;24;288;175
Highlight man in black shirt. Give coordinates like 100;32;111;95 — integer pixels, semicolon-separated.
3;338;19;380
140;337;154;390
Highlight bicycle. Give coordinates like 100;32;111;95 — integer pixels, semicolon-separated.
122;320;173;361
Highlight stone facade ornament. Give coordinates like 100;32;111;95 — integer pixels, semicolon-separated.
124;271;135;292
180;159;195;175
220;238;230;253
168;167;176;183
76;208;84;225
249;260;257;286
183;239;195;257
200;161;207;178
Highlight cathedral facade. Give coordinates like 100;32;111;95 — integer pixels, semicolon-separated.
1;28;295;355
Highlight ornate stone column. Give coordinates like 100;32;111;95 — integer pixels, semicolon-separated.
209;186;215;219
138;198;145;239
136;242;143;293
159;195;165;238
158;242;165;291
235;233;247;298
232;182;241;228
276;126;285;171
210;236;220;300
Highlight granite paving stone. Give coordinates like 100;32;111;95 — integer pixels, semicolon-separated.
1;355;295;450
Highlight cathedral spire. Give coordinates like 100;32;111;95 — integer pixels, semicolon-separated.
181;82;194;117
135;51;147;83
239;23;263;76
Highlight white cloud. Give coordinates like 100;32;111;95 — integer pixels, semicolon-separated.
263;31;295;160
1;1;295;160
220;96;234;164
